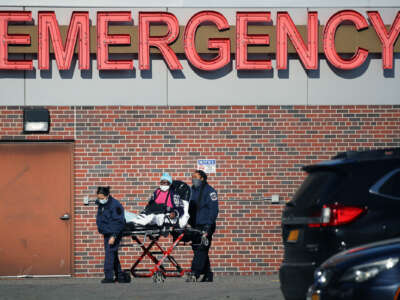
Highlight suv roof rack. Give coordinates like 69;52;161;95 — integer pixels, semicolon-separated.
331;148;400;160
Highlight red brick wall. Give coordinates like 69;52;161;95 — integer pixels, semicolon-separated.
1;105;400;276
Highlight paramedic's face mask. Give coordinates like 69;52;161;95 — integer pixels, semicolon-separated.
160;181;170;192
192;173;203;188
97;194;108;205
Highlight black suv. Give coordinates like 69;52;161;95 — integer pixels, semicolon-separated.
280;148;400;300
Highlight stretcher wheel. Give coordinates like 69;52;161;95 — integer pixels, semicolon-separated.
152;271;165;283
186;273;198;282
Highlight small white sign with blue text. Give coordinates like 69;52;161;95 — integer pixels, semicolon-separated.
197;159;216;174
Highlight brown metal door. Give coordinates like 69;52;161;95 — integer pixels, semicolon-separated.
0;143;73;276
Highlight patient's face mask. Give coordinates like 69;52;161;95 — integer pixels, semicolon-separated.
160;185;170;192
160;180;170;192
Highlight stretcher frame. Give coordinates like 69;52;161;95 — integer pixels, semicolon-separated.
121;225;197;282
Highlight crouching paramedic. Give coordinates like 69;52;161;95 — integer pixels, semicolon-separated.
187;170;219;282
95;186;128;284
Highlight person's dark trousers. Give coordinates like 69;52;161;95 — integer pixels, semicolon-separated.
103;235;123;280
191;224;216;277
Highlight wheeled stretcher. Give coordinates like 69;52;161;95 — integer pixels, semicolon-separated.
120;222;204;282
83;180;194;281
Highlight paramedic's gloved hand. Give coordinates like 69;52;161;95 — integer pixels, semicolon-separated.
108;236;116;245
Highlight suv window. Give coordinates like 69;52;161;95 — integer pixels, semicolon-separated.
291;171;341;207
371;169;400;199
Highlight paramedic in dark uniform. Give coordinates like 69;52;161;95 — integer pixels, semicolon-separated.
187;170;219;282
95;186;127;283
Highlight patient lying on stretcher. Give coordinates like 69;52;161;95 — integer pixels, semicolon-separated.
124;173;190;229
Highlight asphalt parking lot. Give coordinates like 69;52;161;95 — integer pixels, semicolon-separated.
0;275;284;300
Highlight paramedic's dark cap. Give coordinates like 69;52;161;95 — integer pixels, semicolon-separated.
97;186;110;196
160;172;172;184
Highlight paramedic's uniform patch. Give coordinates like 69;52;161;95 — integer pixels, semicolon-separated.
210;192;218;201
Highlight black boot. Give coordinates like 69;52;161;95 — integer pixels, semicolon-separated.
101;278;114;284
118;271;131;283
117;277;130;283
114;271;131;283
201;272;213;282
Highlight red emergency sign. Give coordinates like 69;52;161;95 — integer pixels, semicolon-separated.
0;10;399;71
